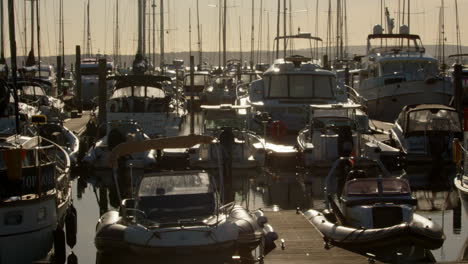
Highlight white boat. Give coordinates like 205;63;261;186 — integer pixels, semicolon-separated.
297;103;368;168
388;104;461;188
201;76;236;105
305;157;444;262
106;75;186;138
20;64;57;96
82;121;157;172
189;104;265;169
95;135;277;261
80;58;115;109
350;25;453;122
0;134;72;264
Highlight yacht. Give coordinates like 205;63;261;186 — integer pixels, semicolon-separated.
350;25;453;122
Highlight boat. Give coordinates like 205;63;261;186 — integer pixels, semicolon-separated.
183;71;211;110
82;120;157;174
80;57;115;109
297;103;368;169
201;76;236;105
95;135;277;261
20;64;58;96
453;138;468;213
0;129;73;263
350;24;453;122
106;75;186;138
305;157;445;258
189;104;265;169
387;104;461;188
15;78;66;121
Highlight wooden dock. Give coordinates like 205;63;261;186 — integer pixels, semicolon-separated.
264;210;372;264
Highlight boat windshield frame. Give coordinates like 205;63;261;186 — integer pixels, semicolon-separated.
367;34;425;55
266;74;336;99
343;178;412;197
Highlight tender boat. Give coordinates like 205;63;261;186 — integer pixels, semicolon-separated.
350;24;453;122
95;135;277;261
305;157;445;256
189;105;265;169
388;104;461;188
297;103;368;169
107;75;186;138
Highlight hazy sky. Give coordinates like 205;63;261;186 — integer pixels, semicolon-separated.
5;0;468;58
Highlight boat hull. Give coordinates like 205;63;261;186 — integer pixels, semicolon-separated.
454;177;468;213
305;209;445;251
0;197;57;264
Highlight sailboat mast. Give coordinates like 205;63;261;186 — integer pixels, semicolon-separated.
336;0;340;61
256;0;263;64
86;0;91;57
196;0;202;66
250;0;254;67
7;0;20;133
160;0;164;69
189;8;192;57
115;0;120;66
23;0;26;62
275;0;280;59
223;0;226;68
30;0;34;54
239;16;242;64
152;0;156;67
0;0;4;60
455;0;462;60
283;0;286;57
36;0;40;70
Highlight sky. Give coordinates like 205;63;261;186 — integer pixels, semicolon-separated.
3;0;468;58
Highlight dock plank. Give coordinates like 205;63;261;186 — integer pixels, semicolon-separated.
264;210;371;264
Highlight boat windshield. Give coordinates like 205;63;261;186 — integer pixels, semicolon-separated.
137;172;215;220
407;109;461;132
241;73;260;83
380;60;439;81
345;178;411;196
22;85;46;96
184;75;210;86
268;75;335;99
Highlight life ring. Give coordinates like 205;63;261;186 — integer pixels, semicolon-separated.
269;120;287;139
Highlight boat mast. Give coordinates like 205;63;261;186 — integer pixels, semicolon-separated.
114;0;120;67
86;0;91;57
275;0;280;59
0;0;4;61
314;0;319;59
36;0;40;71
7;0;20;133
218;0;221;68
223;0;226;68
159;0;164;69
454;0;462;62
250;0;254;67
189;8;192;57
196;0;202;66
256;0;262;64
59;0;64;74
152;0;156;68
283;0;286;57
239;16;242;65
23;0;26;64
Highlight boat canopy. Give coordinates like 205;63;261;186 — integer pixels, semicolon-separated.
266;74;335;99
367;33;425;55
404;107;461;133
110;86;165;99
138;171;213;197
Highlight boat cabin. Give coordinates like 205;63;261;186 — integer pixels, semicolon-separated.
183;72;211;95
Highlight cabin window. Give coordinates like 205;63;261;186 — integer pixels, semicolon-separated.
184;75;209;86
381;61;438;80
407;109;461;132
268;75;334;99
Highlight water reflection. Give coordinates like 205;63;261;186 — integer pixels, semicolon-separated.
70;164;468;263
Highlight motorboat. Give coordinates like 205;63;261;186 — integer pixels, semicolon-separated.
349;24;453;122
183;71;211;110
305;157;445;259
201;76;236;105
80;58;115;109
189;104;265;169
20;64;58;96
82;121;157;173
106;75;186;138
15;79;66;121
0;133;73;263
95;135;277;261
387;104;461;188
297;103;368;168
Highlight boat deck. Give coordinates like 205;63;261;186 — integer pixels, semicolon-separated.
264;210;374;264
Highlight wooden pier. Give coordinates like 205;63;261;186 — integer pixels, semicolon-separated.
264;210;372;264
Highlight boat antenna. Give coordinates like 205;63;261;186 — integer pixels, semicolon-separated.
196;0;202;66
7;0;20;134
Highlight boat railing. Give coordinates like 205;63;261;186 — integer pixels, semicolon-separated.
0;137;70;198
344;85;367;104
